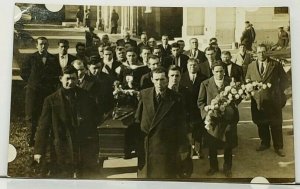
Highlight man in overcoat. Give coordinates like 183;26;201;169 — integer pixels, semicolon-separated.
33;65;99;178
135;67;189;178
198;61;240;177
20;36;61;147
245;44;289;157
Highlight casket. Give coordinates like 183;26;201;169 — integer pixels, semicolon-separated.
97;106;135;158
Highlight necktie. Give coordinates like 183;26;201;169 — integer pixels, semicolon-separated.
156;93;162;105
191;74;195;83
260;63;265;75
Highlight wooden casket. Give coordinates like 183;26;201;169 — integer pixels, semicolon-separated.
97;106;135;158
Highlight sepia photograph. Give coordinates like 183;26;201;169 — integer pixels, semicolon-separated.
8;3;294;183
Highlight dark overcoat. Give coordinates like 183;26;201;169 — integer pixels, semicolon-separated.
135;87;189;178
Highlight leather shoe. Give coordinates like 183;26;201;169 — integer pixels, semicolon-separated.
206;168;219;176
275;149;285;157
224;169;232;177
256;145;270;151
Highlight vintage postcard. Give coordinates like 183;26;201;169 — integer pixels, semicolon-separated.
8;3;294;183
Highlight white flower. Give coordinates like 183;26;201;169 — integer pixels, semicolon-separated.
211;99;218;105
246;83;254;92
252;81;258;87
238;89;244;95
231;88;237;95
204;120;210;125
262;84;267;89
246;79;251;83
225;86;231;93
251;91;256;96
208;110;214;117
223;102;228;107
230;81;235;87
228;93;233;100
205;124;210;130
235;94;240;99
214;104;219;110
241;84;246;90
267;83;272;88
204;106;210;112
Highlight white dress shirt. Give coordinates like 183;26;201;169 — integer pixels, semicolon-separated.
59;54;68;69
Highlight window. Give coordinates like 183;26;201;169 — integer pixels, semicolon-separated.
274;7;288;14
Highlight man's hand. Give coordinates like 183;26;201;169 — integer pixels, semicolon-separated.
33;154;42;164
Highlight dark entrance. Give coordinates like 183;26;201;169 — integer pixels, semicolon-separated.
160;7;183;39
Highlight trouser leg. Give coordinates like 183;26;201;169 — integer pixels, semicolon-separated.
223;146;232;171
257;124;271;147
270;125;283;150
208;142;218;170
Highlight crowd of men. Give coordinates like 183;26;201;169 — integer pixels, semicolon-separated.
19;21;289;179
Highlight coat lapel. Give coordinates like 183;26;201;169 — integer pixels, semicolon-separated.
262;58;275;82
149;89;175;132
143;88;156;130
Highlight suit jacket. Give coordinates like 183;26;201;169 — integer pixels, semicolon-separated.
34;87;98;166
224;62;244;83
135;87;189;178
140;72;153;90
116;39;138;49
158;44;171;58
55;54;76;69
197;76;239;146
162;54;189;73
102;60;122;81
183;49;206;63
180;71;207;122
245;58;289;125
20;51;61;92
198;60;213;79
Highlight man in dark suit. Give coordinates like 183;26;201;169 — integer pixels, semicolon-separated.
55;39;76;70
209;38;222;61
221;51;244;83
139;46;152;66
180;58;207;159
20;36;61;147
245;44;289;157
232;43;253;77
199;46;216;78
33;65;99;178
111;9;119;34
137;33;149;55
85;26;98;48
135;67;189;178
85;35;102;58
198;61;240;177
157;34;171;58
116;32;138;49
183;38;206;63
140;55;161;90
75;42;89;68
101;46;121;81
240;21;256;51
162;42;189;73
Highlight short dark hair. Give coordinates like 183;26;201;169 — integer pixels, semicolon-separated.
89;26;95;32
116;46;125;51
58;39;69;46
152;46;161;51
61;65;77;76
76;42;85;49
126;47;137;55
103;46;113;52
204;46;216;54
88;55;102;65
148;54;159;61
177;39;184;43
211;60;225;71
257;43;267;50
151;66;167;78
221;51;231;56
187;58;199;65
168;65;181;75
36;37;48;43
171;42;180;49
161;34;169;38
140;46;151;53
209;38;217;43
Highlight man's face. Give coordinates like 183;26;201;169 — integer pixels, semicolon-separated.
116;49;126;61
126;52;137;64
171;47;180;57
76;45;85;56
102;35;109;43
221;54;232;65
162;36;168;45
58;42;69;55
141;49;151;61
141;34;147;43
168;70;181;87
187;61;199;74
98;46;104;58
257;46;267;62
239;45;246;53
151;72;168;93
73;62;86;79
178;42;185;53
148;58;160;71
153;49;162;58
213;66;225;80
190;39;198;49
93;38;101;47
60;73;78;89
124;33;130;40
148;38;156;47
205;50;215;62
36;39;49;54
88;64;102;76
103;50;113;62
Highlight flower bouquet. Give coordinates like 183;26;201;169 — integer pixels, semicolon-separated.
204;79;271;140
